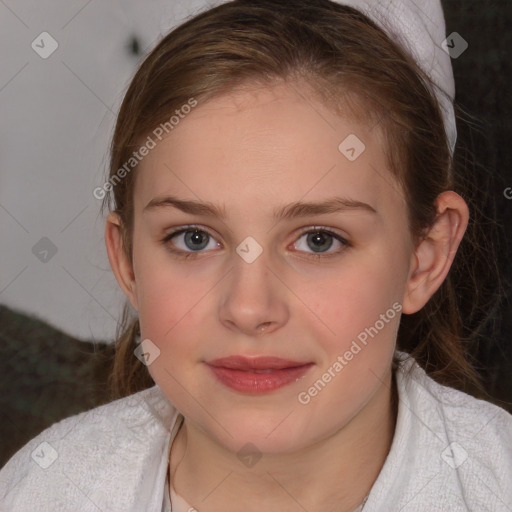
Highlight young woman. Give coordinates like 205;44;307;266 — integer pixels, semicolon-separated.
1;1;511;511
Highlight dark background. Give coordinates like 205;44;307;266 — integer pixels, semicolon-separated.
443;0;512;406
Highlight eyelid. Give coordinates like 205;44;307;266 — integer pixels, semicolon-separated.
163;224;218;242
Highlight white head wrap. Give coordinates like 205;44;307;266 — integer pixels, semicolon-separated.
338;0;457;155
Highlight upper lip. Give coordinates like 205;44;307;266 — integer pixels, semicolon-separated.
207;356;311;371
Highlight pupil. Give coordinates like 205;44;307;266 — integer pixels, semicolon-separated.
185;230;208;251
308;232;332;253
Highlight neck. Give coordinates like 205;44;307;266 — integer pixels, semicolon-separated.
170;369;398;512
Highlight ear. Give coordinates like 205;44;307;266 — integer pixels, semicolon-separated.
104;212;139;311
402;191;469;314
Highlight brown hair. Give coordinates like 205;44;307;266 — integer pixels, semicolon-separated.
102;0;501;403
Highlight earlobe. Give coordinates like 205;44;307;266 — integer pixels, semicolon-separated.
402;191;469;314
104;213;139;311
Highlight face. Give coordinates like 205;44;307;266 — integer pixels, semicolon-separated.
124;81;414;454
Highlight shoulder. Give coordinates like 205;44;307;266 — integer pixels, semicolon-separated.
369;351;512;511
0;385;180;511
398;351;512;442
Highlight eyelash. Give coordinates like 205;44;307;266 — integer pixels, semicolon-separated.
160;224;350;261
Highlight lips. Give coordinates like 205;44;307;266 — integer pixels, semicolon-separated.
207;355;309;371
206;356;313;394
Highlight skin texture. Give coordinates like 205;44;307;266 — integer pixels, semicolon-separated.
105;81;469;512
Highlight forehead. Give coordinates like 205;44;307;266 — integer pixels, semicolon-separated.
134;82;404;220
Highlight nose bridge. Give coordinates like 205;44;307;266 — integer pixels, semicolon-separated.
219;237;288;334
228;239;274;306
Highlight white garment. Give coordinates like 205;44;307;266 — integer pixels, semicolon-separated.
338;0;457;154
1;351;511;511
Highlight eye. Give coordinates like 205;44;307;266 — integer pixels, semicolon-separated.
161;225;349;260
161;225;220;259
291;227;349;259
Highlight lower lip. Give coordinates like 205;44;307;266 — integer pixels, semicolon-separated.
207;364;314;394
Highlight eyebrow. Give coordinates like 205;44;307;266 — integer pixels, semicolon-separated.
143;194;377;220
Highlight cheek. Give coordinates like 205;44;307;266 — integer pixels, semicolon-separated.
133;246;208;354
305;254;403;346
297;266;400;426
135;265;206;393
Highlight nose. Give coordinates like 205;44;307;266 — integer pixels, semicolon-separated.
219;254;289;337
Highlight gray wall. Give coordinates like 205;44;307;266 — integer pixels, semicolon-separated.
0;0;218;342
